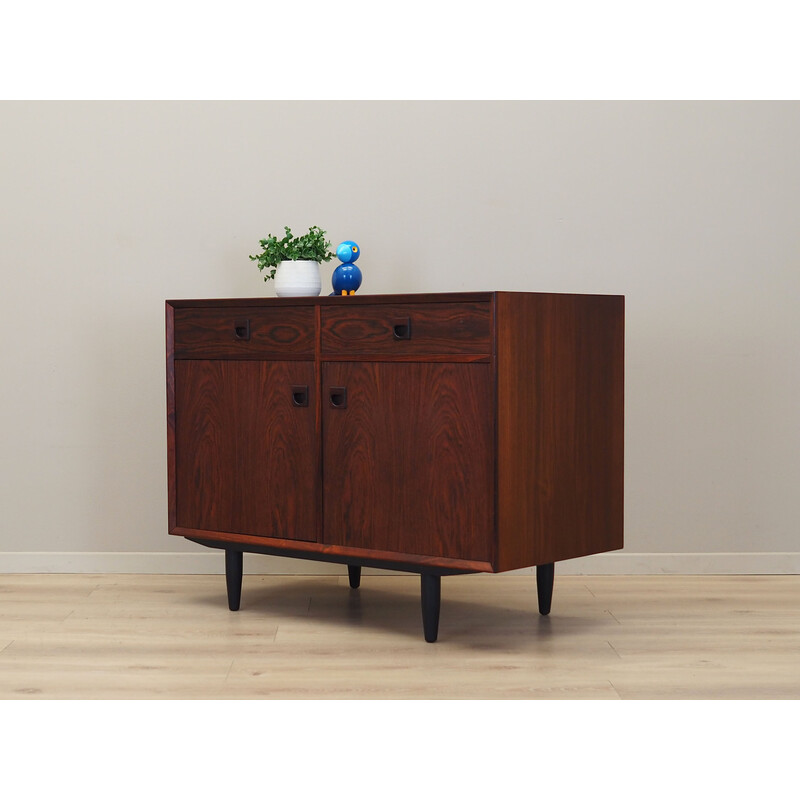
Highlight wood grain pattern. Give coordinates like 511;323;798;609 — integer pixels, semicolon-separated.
174;306;315;359
322;362;494;562
167;291;625;578
321;302;491;356
174;360;320;540
495;292;624;570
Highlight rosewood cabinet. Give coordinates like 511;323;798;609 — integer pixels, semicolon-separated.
166;292;624;642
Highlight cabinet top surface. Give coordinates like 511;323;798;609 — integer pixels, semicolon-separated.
166;291;623;308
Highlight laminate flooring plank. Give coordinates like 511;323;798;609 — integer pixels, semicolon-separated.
1;574;799;699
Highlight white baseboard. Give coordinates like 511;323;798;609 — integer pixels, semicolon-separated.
1;551;799;575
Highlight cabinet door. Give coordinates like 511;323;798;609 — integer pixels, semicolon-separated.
323;362;494;561
174;360;319;541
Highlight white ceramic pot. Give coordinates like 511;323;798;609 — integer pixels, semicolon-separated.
274;260;321;297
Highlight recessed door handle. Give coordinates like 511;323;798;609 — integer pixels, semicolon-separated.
393;318;411;340
329;387;347;409
234;319;250;341
291;385;309;407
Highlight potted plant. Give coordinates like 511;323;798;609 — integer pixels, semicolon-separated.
249;225;335;297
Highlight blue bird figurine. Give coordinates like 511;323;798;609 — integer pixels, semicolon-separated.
330;240;362;296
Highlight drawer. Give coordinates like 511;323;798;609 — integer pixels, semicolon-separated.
173;306;315;359
321;302;492;356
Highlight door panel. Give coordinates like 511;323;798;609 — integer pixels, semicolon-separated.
175;360;319;541
323;362;494;561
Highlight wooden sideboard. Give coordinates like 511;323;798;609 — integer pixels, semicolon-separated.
166;291;624;642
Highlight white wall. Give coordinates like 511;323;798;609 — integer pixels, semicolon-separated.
1;101;798;573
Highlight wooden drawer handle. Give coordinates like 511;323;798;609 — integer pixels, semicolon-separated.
291;385;309;407
233;319;250;341
329;387;347;409
393;318;411;340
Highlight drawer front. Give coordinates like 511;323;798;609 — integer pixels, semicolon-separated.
173;306;315;358
321;302;492;356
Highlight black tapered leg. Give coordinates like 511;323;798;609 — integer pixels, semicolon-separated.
348;564;362;589
420;573;441;643
225;549;243;611
536;562;555;615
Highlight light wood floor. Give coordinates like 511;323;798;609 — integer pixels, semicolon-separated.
1;573;798;699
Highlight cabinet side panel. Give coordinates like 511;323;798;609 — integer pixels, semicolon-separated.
496;293;624;570
166;302;177;532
